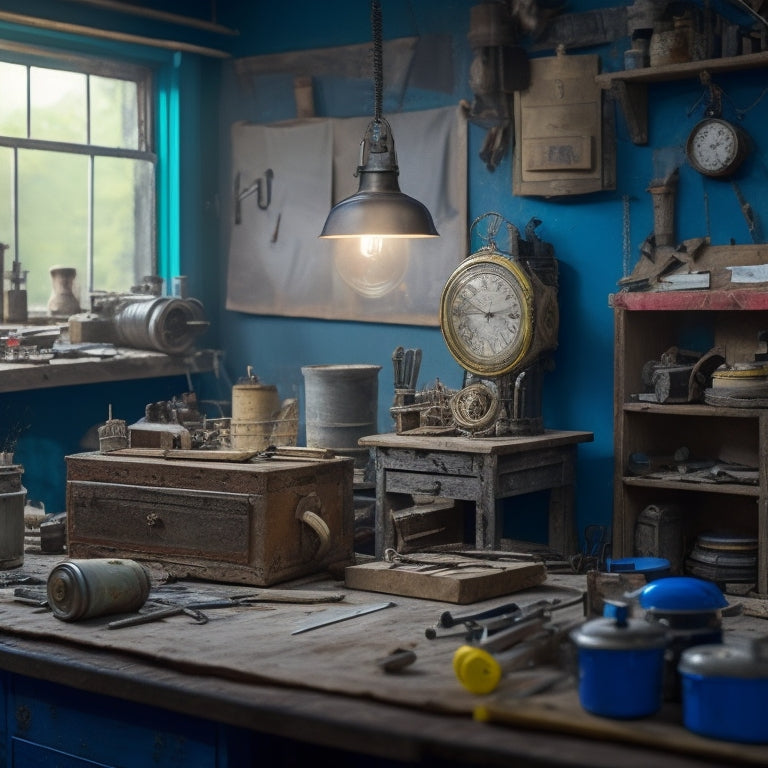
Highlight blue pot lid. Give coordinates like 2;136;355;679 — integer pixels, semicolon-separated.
638;576;728;612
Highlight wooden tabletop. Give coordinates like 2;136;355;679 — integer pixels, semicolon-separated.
0;553;764;767
358;430;594;455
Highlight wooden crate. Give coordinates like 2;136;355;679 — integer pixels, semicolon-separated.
65;451;355;586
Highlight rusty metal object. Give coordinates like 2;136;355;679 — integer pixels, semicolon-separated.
47;558;151;621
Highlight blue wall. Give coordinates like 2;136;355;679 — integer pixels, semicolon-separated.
4;1;768;552
213;0;768;549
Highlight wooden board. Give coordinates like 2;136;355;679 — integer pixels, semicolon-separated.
344;555;547;604
476;689;768;766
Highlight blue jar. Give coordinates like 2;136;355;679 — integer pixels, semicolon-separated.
570;602;667;719
679;639;768;743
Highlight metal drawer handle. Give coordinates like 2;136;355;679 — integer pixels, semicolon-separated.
146;512;161;528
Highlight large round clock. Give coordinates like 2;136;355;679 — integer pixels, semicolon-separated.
439;251;535;378
685;117;749;178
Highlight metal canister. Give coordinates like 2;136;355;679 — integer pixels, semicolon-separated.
47;558;151;621
570;602;668;719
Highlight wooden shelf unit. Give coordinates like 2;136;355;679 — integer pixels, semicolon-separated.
611;288;768;595
595;51;768;144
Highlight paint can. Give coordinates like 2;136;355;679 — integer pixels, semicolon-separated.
47;558;151;622
0;463;26;569
302;364;381;468
230;367;282;451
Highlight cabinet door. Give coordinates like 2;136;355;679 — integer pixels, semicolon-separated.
7;676;220;768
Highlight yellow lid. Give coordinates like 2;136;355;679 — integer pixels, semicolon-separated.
454;646;502;694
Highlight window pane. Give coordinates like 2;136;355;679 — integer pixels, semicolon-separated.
17;149;88;311
0;148;15;260
0;62;27;138
90;75;139;150
30;67;87;144
93;156;153;292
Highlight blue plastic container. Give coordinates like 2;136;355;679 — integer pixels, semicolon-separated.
639;576;728;701
679;641;768;743
606;556;671;579
570;603;668;719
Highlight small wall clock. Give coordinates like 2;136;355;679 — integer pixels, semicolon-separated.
685;117;750;178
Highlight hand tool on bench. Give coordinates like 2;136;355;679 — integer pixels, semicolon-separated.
291;601;395;635
453;616;582;695
107;589;346;629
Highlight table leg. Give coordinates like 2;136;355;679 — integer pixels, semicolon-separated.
548;471;578;557
475;456;498;549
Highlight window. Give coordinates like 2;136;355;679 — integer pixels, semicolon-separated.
0;47;155;314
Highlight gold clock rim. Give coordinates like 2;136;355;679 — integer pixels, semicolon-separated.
439;251;535;377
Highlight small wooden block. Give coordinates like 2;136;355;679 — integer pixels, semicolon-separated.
344;556;547;604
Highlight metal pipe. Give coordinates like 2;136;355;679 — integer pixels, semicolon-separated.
56;0;238;36
0;10;230;59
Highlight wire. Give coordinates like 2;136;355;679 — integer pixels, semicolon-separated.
371;0;383;122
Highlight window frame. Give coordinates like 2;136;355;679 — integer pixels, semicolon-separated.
0;34;179;306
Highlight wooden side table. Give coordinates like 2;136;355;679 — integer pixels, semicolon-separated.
358;430;594;559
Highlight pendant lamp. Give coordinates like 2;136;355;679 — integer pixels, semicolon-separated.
319;0;439;241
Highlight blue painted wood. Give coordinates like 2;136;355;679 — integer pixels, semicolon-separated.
7;675;220;768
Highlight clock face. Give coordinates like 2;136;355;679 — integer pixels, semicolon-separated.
439;252;534;377
686;118;747;177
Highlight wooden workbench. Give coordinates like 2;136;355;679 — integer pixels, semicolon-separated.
0;553;764;767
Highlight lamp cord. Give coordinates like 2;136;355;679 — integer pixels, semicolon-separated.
371;0;383;122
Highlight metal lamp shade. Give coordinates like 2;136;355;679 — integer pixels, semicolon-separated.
320;180;439;239
320;118;439;239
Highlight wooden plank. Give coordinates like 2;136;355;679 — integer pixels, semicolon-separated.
359;431;594;455
595;50;768;87
344;557;547;604
0;348;215;392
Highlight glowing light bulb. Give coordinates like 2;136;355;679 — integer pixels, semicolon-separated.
359;235;384;259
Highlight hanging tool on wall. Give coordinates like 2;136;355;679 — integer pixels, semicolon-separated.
467;2;530;171
234;168;273;224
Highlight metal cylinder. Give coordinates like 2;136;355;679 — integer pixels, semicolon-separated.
115;297;207;355
231;372;281;451
47;558;151;621
0;464;26;569
302;364;381;468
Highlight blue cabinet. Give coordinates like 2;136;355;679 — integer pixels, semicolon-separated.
1;673;252;768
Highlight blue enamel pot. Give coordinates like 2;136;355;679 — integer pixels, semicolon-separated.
570;603;668;719
679;639;768;743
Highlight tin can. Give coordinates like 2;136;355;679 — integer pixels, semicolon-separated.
47;558;151;621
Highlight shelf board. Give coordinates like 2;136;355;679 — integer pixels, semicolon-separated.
596;50;768;87
623;476;759;496
0;348;216;393
622;401;766;417
596;52;768;144
610;289;768;312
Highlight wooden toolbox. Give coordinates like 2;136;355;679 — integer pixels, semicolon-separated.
66;451;355;586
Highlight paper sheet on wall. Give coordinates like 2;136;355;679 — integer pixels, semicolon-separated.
226;105;467;326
